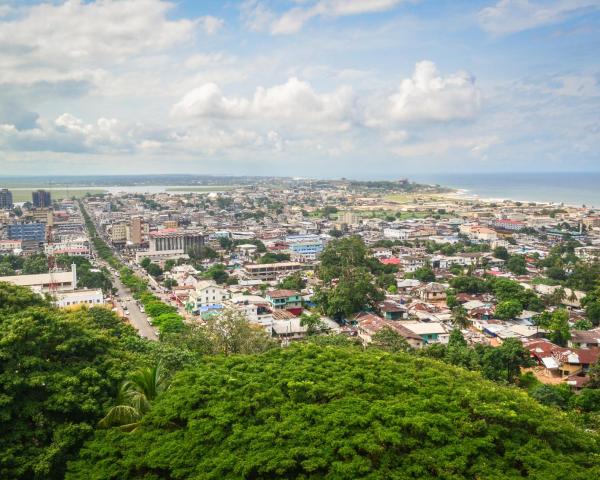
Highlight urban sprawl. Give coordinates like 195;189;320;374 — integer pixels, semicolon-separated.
1;179;600;396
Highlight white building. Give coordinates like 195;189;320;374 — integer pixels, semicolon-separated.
383;228;411;240
54;289;104;308
187;280;230;311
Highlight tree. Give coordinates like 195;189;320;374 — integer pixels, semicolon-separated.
203;264;229;284
203;308;276;355
0;285;150;480
506;255;527;275
547;309;571;346
68;344;600;479
98;363;166;432
413;264;435;283
451;305;470;329
495;299;523;320
22;254;48;274
146;263;163;278
371;326;412;352
493;246;509;260
479;338;533;383
299;311;325;336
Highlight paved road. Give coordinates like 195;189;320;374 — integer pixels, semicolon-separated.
111;270;158;340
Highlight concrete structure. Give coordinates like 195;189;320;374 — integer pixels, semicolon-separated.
0;188;13;209
32;190;51;208
54;288;104;308
0;239;22;253
44;237;91;258
149;229;205;253
383;228;410;240
1;263;77;293
243;262;304;282
8;222;46;242
130;216;143;245
111;223;127;244
265;289;302;311
187;280;230;312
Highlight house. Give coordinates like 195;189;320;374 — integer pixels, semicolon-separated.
416;282;446;302
524;339;599;378
187;280;230;312
354;312;424;349
378;300;408;320
265;289;303;313
272;316;339;342
401;321;449;344
569;328;600;349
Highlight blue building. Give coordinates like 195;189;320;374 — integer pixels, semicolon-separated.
286;234;324;256
8;222;46;242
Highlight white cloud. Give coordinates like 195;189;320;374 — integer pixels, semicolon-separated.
387;61;481;123
171;77;355;131
248;0;408;34
198;15;224;35
477;0;600;35
184;52;235;70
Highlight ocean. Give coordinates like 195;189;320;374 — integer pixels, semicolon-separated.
411;172;600;208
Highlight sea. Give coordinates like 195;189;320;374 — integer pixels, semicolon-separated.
411;172;600;208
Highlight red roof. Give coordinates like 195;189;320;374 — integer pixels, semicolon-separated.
380;257;401;265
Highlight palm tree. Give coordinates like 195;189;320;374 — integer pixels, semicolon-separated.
98;362;166;431
451;306;470;330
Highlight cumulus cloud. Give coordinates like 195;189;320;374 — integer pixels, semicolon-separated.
390;135;499;157
171;77;355;131
387;61;481;123
477;0;600;35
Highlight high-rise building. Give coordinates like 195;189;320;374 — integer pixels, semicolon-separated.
8;222;46;242
0;188;13;209
32;190;52;208
149;229;205;253
130;216;143;245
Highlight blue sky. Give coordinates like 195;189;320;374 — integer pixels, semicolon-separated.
0;0;599;177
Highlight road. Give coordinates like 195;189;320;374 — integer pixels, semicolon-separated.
111;269;158;340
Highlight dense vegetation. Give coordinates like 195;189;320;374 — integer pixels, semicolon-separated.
67;343;600;479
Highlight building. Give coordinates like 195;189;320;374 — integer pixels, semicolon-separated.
286;234;324;262
44;237;91;258
355;312;424;349
111;223;127;244
243;262;304;282
0;263;77;293
0;188;13;209
0;239;22;253
265;289;303;312
149;229;205;254
337;211;360;226
187;280;230;312
383;228;410;240
54;289;104;308
32;190;52;208
130;216;143;245
8;222;46;242
491;219;526;231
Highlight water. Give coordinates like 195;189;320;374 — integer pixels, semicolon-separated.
411;172;600;207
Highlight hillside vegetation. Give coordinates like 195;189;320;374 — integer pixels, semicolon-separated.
68;344;600;479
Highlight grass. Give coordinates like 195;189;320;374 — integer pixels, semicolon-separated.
10;188;105;202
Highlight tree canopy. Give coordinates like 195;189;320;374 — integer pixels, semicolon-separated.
67;344;600;479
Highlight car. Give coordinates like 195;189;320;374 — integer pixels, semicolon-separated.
125;311;130;316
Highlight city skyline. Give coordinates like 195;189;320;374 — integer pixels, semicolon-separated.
1;0;599;176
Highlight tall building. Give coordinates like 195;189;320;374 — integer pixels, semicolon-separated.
130;216;143;245
0;188;13;209
32;190;52;208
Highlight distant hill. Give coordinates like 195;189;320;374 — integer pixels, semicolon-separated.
68;343;600;479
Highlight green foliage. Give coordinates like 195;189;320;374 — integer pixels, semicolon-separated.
412;264;435;283
279;272;306;291
56;255;113;292
203;263;229;284
22;253;49;274
530;384;574;410
0;286;147;480
259;252;291;263
315;237;384;318
299;311;325;335
506;254;528;275
371;326;412;352
495;299;523;320
67;344;600;479
493;246;509;260
535;309;571;346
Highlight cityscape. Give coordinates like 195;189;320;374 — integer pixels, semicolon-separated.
1;1;600;479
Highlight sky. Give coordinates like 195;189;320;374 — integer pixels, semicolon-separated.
0;0;599;178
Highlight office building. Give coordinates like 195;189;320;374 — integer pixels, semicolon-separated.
0;189;13;209
149;229;205;253
8;222;46;242
130;216;143;245
32;190;52;208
